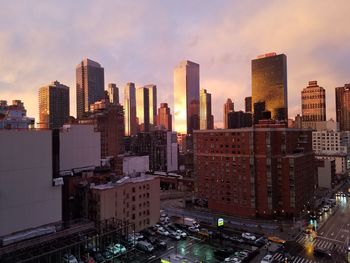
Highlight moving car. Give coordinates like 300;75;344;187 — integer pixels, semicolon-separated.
314;248;332;258
268;236;286;244
224;256;242;263
261;254;273;263
242;232;256;241
323;205;330;212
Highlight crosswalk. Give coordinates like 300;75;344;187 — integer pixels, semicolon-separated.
295;234;347;254
272;253;315;263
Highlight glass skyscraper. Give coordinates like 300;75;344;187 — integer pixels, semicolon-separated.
174;60;200;134
252;53;288;122
76;59;104;119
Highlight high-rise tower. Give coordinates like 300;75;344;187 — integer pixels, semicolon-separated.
223;98;234;129
108;83;119;105
124;82;137;136
76;59;104;119
336;83;350;131
39;81;69;129
301;81;326;129
200;89;214;129
252;53;288;121
174;60;200;134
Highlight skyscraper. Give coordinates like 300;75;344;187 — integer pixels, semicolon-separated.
76;59;105;119
223;98;234;129
200;89;214;130
245;96;252;112
252;53;288;121
174;60;200;134
157;103;172;131
124;82;137;136
39;81;69;129
336;83;350;131
301;81;326;129
108;83;119;105
145;84;157;126
136;86;150;132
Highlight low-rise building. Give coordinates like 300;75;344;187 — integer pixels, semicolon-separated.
0;100;34;129
89;175;160;231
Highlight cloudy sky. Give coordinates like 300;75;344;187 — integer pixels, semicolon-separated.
1;0;349;127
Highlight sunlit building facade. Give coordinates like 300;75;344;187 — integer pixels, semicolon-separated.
174;60;200;134
252;53;288;122
301;81;326;129
157;103;172;131
223;98;234;129
108;83;119;105
39;81;69;129
200;89;214;130
336;83;350;131
145;84;157;127
136;87;150;132
124;82;137;136
76;59;105;119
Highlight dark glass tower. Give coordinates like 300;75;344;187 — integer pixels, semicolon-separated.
252;53;288;121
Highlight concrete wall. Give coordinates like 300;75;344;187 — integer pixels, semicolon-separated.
60;124;101;171
167;131;178;172
318;160;332;188
0;130;61;237
123;155;149;176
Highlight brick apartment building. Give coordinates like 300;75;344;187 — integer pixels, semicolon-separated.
89;175;160;231
194;120;317;218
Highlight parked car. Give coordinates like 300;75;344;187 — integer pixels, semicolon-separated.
169;231;181;240
188;226;199;233
176;229;187;238
214;248;235;259
317;209;323;216
107;243;126;255
260;254;273;263
136;241;154;253
81;254;96;263
323;205;330;212
229;236;244;243
224;256;242;263
102;250;113;260
255;237;268;247
157;227;169;236
62;254;79;263
242;232;256;241
92;252;105;263
147;237;167;249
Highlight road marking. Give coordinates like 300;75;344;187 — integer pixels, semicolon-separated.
167;245;174;251
148;255;156;260
331;232;334;236
341;235;344;238
320;232;324;235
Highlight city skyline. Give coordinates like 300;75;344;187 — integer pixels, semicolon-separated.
1;1;350;127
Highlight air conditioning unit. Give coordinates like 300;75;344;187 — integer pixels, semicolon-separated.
52;177;64;186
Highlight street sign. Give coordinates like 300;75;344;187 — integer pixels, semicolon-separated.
218;218;224;227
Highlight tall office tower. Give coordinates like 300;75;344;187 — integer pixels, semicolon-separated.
301;81;326;129
200;89;214;130
223;98;234;129
108;83;119;105
76;58;105;119
252;53;288;121
174;60;200;134
145;84;157;126
39;81;70;129
157;103;172;131
336;84;350;131
136;87;150;132
245;96;252;112
124;82;137;136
